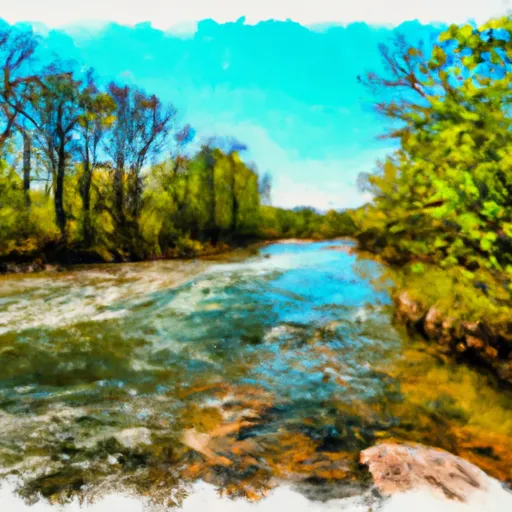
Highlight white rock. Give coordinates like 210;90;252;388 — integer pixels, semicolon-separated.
114;428;151;449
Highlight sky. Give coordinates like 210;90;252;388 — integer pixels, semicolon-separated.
2;1;512;209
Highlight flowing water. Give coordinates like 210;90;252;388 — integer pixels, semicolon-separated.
0;240;511;509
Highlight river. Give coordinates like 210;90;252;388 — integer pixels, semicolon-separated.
0;240;511;510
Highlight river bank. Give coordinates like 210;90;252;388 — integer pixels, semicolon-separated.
0;237;348;275
348;238;512;387
394;289;512;386
0;239;250;275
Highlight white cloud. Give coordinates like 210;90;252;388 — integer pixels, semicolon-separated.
3;0;511;29
186;118;387;209
273;176;363;210
271;155;382;210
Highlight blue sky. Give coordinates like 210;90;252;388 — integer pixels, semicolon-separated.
3;1;511;209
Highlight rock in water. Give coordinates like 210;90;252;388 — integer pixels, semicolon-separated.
115;427;152;449
360;443;487;502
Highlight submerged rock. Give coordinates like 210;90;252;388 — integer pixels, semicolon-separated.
114;427;152;449
360;443;489;502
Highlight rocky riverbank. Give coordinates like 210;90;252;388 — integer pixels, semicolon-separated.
394;290;512;385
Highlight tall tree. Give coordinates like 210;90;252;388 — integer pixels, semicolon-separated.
358;18;512;271
30;67;81;236
77;71;115;245
20;119;32;206
0;27;41;206
104;83;129;227
127;90;176;220
105;84;176;229
168;123;195;223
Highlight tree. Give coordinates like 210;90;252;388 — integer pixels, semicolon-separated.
167;123;195;222
105;84;176;232
197;141;219;240
28;66;81;237
0;27;39;151
126;90;176;220
358;18;512;272
18;116;33;207
104;83;129;228
77;71;115;246
0;27;42;206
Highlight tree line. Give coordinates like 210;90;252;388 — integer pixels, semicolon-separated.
0;24;355;264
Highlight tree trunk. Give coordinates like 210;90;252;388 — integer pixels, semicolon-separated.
176;174;190;230
231;168;238;233
130;168;143;220
22;131;31;207
209;165;219;242
114;156;125;226
81;154;92;246
55;143;67;237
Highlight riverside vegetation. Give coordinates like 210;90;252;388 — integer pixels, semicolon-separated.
0;24;356;270
354;16;512;385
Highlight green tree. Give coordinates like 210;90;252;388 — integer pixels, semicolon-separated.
76;71;115;246
29;68;81;237
358;18;512;274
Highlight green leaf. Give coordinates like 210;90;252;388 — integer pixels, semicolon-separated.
410;262;425;274
459;24;474;40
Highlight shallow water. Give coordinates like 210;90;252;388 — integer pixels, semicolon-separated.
0;240;511;508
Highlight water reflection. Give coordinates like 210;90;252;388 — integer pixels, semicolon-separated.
0;241;510;506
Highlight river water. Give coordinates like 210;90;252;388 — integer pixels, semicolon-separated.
0;240;511;509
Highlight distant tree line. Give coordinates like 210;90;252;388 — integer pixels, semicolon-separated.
260;206;356;240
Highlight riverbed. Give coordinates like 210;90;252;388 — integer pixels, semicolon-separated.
0;240;510;508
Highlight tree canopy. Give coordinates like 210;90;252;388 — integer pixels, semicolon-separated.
356;17;512;282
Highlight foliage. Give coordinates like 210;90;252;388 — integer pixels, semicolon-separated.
260;206;356;240
0;161;59;256
391;263;512;329
356;16;512;323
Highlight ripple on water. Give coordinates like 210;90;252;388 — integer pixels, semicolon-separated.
0;241;511;506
